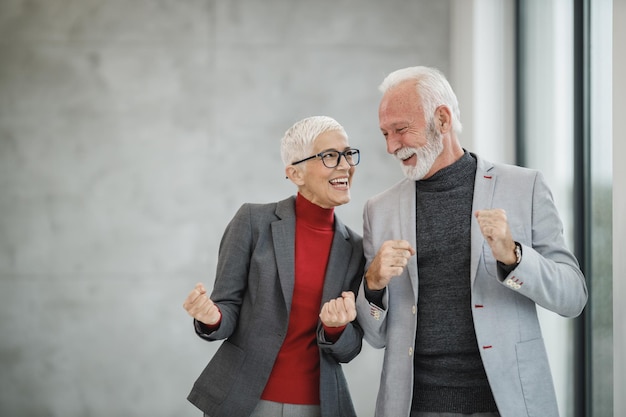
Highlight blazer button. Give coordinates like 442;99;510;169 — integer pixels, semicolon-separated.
408;347;413;356
412;305;417;314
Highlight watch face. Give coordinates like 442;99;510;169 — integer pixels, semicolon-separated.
515;243;522;264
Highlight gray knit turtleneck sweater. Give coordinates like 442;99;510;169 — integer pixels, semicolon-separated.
410;151;498;414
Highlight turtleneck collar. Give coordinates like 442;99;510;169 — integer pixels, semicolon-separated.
416;150;477;192
295;193;335;230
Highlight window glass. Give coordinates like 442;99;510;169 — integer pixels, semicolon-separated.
518;1;613;416
588;1;613;416
518;1;576;415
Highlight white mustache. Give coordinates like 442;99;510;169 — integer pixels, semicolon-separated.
395;147;418;161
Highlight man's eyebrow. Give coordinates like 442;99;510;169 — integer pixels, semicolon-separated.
381;122;408;132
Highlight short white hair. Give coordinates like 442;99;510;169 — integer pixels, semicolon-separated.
280;116;347;166
379;66;463;134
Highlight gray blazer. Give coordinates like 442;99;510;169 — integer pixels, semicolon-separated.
188;196;365;417
355;154;587;417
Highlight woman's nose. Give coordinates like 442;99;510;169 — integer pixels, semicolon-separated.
336;153;351;169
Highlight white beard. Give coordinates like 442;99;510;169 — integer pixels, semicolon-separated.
396;124;444;181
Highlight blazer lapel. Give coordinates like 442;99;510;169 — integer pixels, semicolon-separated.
321;217;352;304
398;179;418;300
272;197;297;311
471;155;496;287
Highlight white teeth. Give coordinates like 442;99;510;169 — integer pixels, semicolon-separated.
330;178;348;185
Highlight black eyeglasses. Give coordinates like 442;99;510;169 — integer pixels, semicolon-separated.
291;149;360;168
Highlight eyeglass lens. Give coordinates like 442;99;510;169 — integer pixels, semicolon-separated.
320;149;359;168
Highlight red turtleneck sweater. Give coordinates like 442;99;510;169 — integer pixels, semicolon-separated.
260;193;335;405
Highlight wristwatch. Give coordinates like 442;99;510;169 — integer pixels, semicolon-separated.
514;241;522;265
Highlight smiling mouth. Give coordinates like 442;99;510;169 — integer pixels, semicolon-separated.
396;148;416;163
401;153;416;165
329;177;350;189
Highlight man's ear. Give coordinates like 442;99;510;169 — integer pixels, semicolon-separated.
435;105;452;133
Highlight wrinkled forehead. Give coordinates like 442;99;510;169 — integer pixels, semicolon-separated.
379;87;425;127
380;81;422;111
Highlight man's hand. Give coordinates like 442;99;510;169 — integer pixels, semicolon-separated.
365;240;416;290
182;282;221;325
474;209;517;265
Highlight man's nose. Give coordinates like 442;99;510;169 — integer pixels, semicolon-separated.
386;135;401;155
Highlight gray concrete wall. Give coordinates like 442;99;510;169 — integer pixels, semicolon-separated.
0;1;451;416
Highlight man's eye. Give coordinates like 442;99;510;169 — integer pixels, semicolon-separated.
397;126;408;133
322;152;339;160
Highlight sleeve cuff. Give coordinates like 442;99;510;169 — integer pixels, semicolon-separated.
194;316;221;335
364;284;385;309
322;324;347;343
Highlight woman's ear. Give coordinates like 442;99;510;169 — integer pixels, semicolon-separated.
285;165;305;186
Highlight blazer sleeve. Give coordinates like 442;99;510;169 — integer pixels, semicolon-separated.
498;171;588;317
318;226;365;363
195;203;254;341
355;197;390;349
317;321;363;363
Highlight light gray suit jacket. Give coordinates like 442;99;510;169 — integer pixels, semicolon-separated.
188;196;365;417
355;154;587;417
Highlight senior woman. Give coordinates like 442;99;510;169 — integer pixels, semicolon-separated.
183;116;365;417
